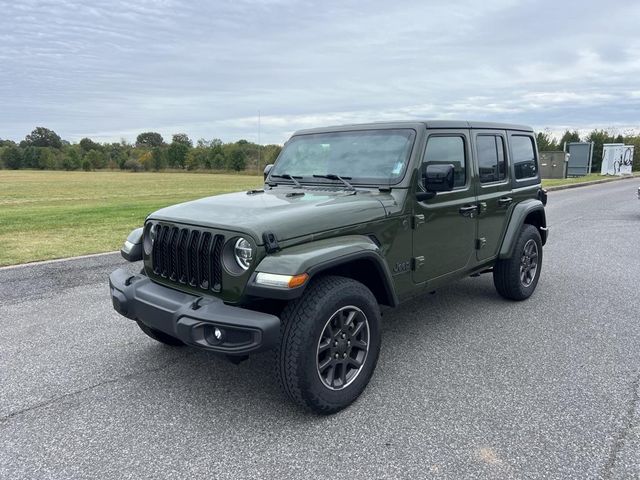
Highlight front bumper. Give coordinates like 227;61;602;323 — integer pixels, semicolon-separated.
109;268;280;355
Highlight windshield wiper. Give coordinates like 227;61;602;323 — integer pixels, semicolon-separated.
271;173;303;188
312;173;355;191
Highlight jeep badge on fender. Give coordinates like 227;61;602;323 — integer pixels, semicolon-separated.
110;120;548;414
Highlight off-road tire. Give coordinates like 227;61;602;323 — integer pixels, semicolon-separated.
137;321;184;346
276;275;381;414
493;224;542;300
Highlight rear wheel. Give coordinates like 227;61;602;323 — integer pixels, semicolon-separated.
136;321;184;346
276;275;381;414
493;224;542;300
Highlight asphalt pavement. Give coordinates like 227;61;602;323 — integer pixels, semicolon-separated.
1;180;639;479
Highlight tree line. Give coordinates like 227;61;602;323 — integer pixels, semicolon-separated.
536;129;640;172
1;126;638;173
0;127;282;173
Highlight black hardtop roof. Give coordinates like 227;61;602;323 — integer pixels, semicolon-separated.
294;120;533;136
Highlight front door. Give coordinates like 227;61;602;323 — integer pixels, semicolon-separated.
412;130;477;284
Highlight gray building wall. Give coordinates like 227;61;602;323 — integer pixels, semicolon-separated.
540;151;568;179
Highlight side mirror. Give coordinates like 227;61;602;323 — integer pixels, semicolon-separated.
416;164;455;201
424;164;455;192
263;164;273;181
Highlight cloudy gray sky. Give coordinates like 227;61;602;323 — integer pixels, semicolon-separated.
1;0;639;144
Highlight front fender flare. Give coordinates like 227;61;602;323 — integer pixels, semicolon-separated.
244;235;397;305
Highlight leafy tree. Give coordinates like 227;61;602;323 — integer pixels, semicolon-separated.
22;146;41;168
212;153;226;169
151;147;167;171
535;132;559;152
137;151;153;170
62;148;82;170
171;133;193;148
136;132;164;148
167;142;189;168
81;158;92;171
2;145;23;169
123;158;143;172
558;130;581;149
85;149;107;169
105;143;128;169
0;139;16;147
37;148;56;169
79;137;103;152
585;129;615;173
185;148;213;170
227;149;246;171
24;127;62;148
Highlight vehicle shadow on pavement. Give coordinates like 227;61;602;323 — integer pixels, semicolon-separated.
123;276;511;422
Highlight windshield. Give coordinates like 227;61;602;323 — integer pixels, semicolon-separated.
270;129;416;185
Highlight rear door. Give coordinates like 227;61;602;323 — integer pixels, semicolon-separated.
412;129;477;283
473;130;512;261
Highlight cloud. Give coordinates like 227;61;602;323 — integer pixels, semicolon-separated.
0;0;639;144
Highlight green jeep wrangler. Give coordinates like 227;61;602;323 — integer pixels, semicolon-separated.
109;121;548;414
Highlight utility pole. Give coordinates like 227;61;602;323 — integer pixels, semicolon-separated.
258;110;261;170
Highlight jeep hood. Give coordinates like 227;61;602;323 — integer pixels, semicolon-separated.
147;188;391;244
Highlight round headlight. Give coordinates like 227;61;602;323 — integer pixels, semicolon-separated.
143;223;154;255
234;237;253;270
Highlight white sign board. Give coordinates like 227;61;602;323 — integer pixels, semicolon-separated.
601;144;634;175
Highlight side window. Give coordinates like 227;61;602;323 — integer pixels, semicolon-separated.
477;135;507;183
511;135;538;180
424;136;466;188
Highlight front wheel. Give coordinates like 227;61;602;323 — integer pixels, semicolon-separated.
493;224;542;300
276;276;381;414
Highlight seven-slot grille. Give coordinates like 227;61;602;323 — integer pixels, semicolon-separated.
151;224;224;292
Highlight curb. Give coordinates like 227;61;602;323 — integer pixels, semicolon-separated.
545;175;638;192
0;251;121;271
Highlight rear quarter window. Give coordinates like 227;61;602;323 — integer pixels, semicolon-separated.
510;135;538;180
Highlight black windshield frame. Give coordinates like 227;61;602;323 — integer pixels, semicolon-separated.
269;128;417;187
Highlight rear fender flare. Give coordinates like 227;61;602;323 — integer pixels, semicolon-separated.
499;199;547;259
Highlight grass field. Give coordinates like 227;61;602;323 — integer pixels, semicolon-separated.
0;170;261;266
1;170;637;266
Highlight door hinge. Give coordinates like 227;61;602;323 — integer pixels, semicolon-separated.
412;214;425;229
476;237;487;249
411;256;425;270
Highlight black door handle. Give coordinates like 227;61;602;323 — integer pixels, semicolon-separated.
498;196;513;206
459;205;478;217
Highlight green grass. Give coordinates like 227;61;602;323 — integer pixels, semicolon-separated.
3;169;637;267
0;170;262;266
542;172;639;188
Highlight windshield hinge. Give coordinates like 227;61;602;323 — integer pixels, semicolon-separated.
262;231;280;253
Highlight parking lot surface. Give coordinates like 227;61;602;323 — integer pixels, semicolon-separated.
1;180;639;479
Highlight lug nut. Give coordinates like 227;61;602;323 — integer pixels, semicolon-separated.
347;340;351;346
335;353;339;359
343;353;347;358
334;341;338;347
341;333;346;339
